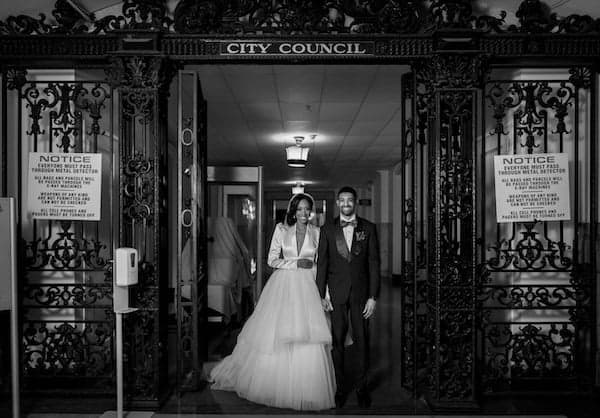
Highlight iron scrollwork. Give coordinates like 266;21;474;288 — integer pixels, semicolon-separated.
487;223;572;272
23;284;112;308
413;52;488;406
5;68;28;90
107;56;178;119
478;284;587;309
108;51;173;403
486;79;576;154
481;65;595;393
23;223;109;270
2;0;600;36
17;77;116;393
20;80;110;151
400;70;431;395
483;323;574;391
23;321;114;379
123;152;154;224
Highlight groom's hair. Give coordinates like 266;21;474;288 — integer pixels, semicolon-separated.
337;186;357;200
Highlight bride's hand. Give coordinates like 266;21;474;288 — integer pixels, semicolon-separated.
297;258;313;269
321;298;333;312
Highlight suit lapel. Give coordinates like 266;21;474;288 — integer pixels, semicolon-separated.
334;218;352;262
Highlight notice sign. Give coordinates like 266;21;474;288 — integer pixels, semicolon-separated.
494;153;570;223
27;152;102;221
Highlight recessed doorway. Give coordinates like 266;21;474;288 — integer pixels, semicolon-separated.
163;64;415;413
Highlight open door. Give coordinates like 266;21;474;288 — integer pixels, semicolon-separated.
176;70;208;391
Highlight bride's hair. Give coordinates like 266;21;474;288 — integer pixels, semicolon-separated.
285;193;315;226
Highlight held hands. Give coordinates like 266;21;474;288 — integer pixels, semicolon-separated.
297;258;314;269
321;298;333;312
362;297;377;319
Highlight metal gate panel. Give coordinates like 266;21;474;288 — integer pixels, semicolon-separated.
176;70;208;391
479;69;596;393
16;76;116;392
400;72;429;395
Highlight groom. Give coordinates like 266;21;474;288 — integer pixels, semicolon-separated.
317;186;380;408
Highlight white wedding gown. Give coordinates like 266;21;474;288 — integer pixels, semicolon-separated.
209;222;336;410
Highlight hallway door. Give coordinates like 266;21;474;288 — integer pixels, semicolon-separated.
176;71;208;391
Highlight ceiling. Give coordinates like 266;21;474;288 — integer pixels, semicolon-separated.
187;65;408;190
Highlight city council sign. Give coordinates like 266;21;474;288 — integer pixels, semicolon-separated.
221;41;373;55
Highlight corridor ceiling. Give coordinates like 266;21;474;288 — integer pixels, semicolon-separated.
190;65;407;190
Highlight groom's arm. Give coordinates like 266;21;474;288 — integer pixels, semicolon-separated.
368;223;381;299
316;226;329;299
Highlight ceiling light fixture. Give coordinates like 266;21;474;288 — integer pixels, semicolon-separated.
286;135;315;168
286;136;310;168
292;182;305;194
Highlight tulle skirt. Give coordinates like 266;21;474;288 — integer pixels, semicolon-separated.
209;267;336;410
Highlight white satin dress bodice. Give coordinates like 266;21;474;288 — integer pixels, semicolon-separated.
267;222;319;272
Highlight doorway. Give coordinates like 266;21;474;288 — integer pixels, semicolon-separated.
164;64;412;412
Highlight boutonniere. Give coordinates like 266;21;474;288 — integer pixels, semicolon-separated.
355;231;366;242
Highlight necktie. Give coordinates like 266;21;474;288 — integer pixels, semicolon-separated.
340;219;357;228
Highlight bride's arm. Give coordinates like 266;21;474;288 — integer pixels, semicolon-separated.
267;224;297;269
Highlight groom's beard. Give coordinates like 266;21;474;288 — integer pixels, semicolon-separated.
340;207;355;216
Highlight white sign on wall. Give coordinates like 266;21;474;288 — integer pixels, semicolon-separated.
27;152;102;221
494;153;570;223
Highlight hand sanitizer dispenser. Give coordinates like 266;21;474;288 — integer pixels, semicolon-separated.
113;248;139;313
115;248;138;286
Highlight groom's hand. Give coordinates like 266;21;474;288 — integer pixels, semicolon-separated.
363;298;377;319
321;298;333;312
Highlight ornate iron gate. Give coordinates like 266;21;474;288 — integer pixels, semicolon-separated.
400;72;429;397
176;70;208;391
15;74;116;392
401;65;597;405
479;69;597;393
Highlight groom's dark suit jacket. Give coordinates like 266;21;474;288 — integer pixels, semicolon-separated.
316;217;380;305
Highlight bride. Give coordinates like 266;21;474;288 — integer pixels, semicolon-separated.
209;193;336;410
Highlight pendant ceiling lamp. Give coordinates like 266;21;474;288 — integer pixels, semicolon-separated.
286;135;312;168
291;182;305;194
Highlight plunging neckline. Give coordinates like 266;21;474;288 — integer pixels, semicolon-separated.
295;224;308;256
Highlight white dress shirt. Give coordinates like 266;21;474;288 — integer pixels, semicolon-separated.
340;214;356;250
